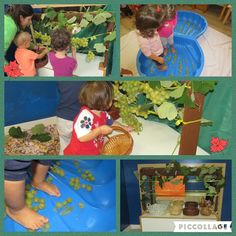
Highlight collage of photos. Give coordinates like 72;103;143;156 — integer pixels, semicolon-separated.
2;2;233;234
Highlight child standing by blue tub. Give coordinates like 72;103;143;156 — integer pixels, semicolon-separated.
49;28;77;76
4;160;60;230
135;5;167;71
158;5;177;54
64;82;132;155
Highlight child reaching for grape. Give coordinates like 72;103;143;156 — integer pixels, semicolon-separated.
14;31;49;76
5;160;60;230
158;5;177;54
49;28;77;76
135;5;167;71
64;82;133;155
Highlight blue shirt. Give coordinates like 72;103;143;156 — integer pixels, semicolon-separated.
56;81;84;121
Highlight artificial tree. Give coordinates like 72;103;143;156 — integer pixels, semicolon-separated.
114;81;216;155
31;6;116;73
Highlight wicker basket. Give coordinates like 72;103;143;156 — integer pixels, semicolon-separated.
101;126;133;155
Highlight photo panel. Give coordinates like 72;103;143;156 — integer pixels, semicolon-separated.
4;80;231;156
121;159;232;232
4;4;116;77
120;4;232;77
4;159;116;232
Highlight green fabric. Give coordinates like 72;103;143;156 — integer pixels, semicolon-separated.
4;15;17;53
198;81;232;155
74;5;115;75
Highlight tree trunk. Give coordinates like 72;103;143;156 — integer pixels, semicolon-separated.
178;92;205;155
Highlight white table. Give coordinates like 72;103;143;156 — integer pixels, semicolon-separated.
37;52;104;76
120;27;232;76
5;117;209;155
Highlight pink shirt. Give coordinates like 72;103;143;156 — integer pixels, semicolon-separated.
137;31;164;57
158;14;177;38
49;51;77;77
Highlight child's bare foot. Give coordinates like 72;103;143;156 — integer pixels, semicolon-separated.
163;48;168;56
157;64;168;71
171;46;176;54
6;206;48;230
31;181;60;197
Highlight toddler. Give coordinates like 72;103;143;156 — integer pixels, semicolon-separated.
158;4;177;54
15;31;49;76
135;5;167;71
64;82;132;155
49;28;77;76
5;160;60;230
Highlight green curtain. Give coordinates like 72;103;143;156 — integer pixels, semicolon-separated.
198;81;232;155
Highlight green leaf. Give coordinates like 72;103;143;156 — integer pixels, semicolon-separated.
94;43;106;53
200;118;213;127
139;103;153;112
31;133;51;142
104;31;116;42
100;12;112;19
170;179;182;185
157;102;178;120
92;15;107;25
175;89;196;108
169;84;186;99
67;16;77;24
80;18;89;28
191;81;217;95
9;127;27;138
45;9;57;20
31;124;46;135
208;166;217;174
83;13;94;21
57;12;67;27
200;167;208;177
148;81;161;89
160;81;175;88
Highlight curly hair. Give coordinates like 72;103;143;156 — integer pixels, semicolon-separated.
79;82;114;111
135;5;165;38
161;4;176;21
51;28;71;51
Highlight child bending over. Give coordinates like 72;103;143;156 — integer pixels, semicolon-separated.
4;160;60;230
135;5;167;71
64;82;133;155
15;31;48;76
158;5;177;54
49;28;77;76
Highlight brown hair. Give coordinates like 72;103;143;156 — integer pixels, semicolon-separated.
161;4;176;21
6;5;33;26
51;28;71;51
79;82;113;111
135;5;165;38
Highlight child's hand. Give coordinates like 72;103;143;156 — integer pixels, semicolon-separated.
43;48;49;54
99;125;113;135
122;125;134;132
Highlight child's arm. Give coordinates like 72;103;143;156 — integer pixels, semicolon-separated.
36;48;49;59
149;53;164;64
71;47;77;60
79;125;112;142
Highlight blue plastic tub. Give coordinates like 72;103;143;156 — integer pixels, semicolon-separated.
137;35;204;77
4;160;116;232
175;10;208;39
136;10;207;76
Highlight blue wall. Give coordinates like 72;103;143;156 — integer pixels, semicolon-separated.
5;81;59;126
120;160;231;228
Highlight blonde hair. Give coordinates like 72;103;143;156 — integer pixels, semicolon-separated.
14;31;31;47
